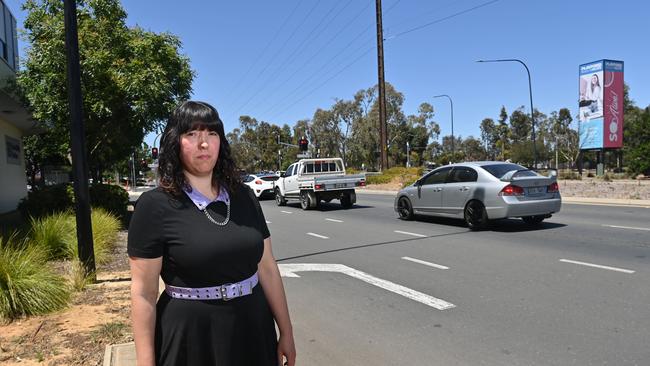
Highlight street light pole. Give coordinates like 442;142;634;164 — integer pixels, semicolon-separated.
433;94;454;161
477;59;537;168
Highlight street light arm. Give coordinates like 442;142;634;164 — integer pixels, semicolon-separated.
432;94;454;161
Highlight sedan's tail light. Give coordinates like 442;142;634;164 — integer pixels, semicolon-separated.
548;182;559;193
499;184;524;196
255;180;263;185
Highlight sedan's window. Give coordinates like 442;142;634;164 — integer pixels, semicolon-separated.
421;167;451;185
448;167;478;183
482;163;537;179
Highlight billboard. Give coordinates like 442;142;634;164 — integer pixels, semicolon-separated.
578;60;624;150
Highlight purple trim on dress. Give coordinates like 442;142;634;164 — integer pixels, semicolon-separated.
183;185;230;210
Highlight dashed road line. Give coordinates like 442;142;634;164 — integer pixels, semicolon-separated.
325;218;343;223
307;232;329;239
402;256;449;270
280;210;293;214
602;224;650;232
265;220;271;224
394;230;427;238
559;259;635;274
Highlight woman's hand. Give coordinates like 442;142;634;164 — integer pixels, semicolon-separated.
277;332;296;366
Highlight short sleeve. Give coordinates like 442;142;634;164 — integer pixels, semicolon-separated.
128;191;165;258
245;186;270;239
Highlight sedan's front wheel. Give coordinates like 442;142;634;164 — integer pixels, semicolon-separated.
397;197;414;220
464;200;488;231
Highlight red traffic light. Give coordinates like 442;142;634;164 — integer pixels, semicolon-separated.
151;147;158;159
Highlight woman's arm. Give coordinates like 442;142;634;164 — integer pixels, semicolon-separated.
258;237;296;366
130;256;162;366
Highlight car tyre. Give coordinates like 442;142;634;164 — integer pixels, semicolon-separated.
522;215;545;225
464;200;488;231
275;188;287;206
397;197;414;220
340;192;353;209
300;191;311;210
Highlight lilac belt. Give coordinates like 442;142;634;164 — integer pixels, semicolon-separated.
164;272;258;301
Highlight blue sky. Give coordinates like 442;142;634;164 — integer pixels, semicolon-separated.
6;0;649;147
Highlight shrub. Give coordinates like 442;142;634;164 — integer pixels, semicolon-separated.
65;209;121;265
89;184;129;220
559;171;582;180
366;174;393;185
17;184;74;219
29;211;76;260
0;234;71;320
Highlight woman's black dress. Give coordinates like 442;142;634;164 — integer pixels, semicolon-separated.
128;185;278;366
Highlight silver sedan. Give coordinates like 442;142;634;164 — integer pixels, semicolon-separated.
394;162;561;230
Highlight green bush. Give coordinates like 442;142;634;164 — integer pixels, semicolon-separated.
366;174;394;185
89;184;129;220
29;211;76;260
0;234;71;320
18;183;129;220
559;171;582;180
18;184;74;219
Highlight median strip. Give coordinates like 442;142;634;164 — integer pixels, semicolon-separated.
559;259;635;274
307;232;329;239
394;230;427;238
602;224;650;231
402;256;449;270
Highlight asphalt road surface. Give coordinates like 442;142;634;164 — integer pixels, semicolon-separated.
260;193;650;366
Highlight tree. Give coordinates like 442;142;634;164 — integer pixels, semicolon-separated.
18;0;194;181
480;118;497;159
496;106;510;160
509;107;530;143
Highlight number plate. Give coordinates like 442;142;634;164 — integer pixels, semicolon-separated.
335;183;346;189
528;186;546;195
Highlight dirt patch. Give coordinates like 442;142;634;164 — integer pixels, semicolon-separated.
0;234;132;366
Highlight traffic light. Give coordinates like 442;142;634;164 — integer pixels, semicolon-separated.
298;137;308;152
151;147;158;160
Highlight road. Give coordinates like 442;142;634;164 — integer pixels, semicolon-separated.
260;193;650;366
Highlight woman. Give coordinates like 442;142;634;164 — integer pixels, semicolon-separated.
129;101;296;366
586;74;602;114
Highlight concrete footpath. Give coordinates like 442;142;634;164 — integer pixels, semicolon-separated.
108;187;649;365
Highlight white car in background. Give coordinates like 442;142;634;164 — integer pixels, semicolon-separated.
243;173;280;199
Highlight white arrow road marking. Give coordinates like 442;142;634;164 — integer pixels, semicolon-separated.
402;256;449;270
559;259;635;274
279;263;455;310
602;224;650;231
307;232;329;239
280;210;293;214
325;218;344;223
394;230;427;238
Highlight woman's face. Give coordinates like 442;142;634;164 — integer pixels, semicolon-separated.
179;127;220;177
591;75;598;85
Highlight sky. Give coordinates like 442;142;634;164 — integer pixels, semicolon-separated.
5;0;650;148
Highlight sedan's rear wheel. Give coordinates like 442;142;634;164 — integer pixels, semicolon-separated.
464;200;488;230
397;197;414;220
522;215;545;225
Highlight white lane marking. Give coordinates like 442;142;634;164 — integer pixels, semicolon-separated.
602;224;650;232
394;230;427;238
307;232;329;239
279;263;455;310
280;210;293;214
564;202;650;209
402;256;449;270
559;259;635;274
325;218;343;223
266;220;271;224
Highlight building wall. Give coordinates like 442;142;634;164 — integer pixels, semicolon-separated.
0;118;27;213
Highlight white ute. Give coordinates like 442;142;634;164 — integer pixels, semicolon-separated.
273;158;366;210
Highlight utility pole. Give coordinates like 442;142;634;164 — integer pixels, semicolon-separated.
375;0;388;171
64;0;95;279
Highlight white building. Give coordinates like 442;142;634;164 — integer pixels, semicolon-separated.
0;1;35;214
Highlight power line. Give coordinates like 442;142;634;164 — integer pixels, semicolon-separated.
232;0;323;114
387;0;501;40
226;1;302;105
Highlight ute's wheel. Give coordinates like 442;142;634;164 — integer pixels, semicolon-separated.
340;193;353;209
464;200;488;231
300;191;311;210
522;215;545;225
275;189;286;206
397;197;414;220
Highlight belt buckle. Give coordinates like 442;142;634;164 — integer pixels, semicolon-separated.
220;283;239;301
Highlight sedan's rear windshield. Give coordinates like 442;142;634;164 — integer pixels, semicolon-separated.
482;163;537;179
260;176;279;182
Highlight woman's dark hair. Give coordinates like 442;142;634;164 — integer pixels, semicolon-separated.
158;100;240;196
